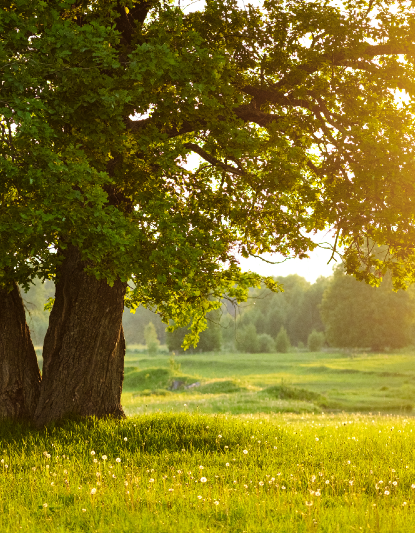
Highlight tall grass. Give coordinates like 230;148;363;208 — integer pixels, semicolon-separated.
1;412;415;531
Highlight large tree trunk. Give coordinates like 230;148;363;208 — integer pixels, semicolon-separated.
0;283;41;420
34;245;126;427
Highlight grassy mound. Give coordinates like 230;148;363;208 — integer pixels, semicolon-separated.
123;367;199;393
191;380;248;394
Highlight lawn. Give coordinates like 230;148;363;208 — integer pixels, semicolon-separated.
122;349;415;415
1;412;415;532
14;349;415;532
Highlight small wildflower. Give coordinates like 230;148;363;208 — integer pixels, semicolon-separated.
93;459;98;463
32;467;36;472
124;437;127;441
315;491;321;496
116;458;121;463
168;488;174;492
384;490;390;495
201;477;207;483
393;481;398;486
149;478;155;483
243;450;248;455
349;481;354;486
199;465;204;470
214;501;219;505
325;480;330;484
226;463;230;467
218;435;222;438
91;451;95;456
412;484;415;489
82;509;86;512
244;484;248;488
90;488;97;495
305;501;313;507
124;481;128;486
315;438;319;441
0;460;4;464
282;486;286;490
197;495;202;500
102;455;107;461
259;481;264;486
43;503;48;508
403;502;408;506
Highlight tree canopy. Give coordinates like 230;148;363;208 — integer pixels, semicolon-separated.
2;0;415;344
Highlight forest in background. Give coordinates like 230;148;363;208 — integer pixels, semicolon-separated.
23;266;415;353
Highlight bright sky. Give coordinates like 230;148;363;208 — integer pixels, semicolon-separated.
238;231;340;283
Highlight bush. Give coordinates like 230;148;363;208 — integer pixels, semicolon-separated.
307;329;325;352
257;333;275;353
144;322;160;356
275;326;290;353
235;324;259;353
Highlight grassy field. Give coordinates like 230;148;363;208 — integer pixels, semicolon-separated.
13;349;415;531
122;350;415;415
1;412;415;532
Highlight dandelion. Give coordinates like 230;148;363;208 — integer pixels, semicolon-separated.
149;478;154;483
349;481;354;486
199;465;204;470
259;481;264;486
50;482;54;486
93;458;97;463
315;438;319;441
90;488;97;495
218;435;222;438
274;446;277;449
244;484;248;489
0;460;3;464
82;509;86;512
282;486;286;490
43;503;48;508
315;491;321;496
325;480;330;484
91;451;95;456
102;455;107;461
177;470;182;474
311;475;316;483
243;450;248;455
384;490;390;495
379;480;383;484
226;463;230;467
224;446;229;449
201;477;207;483
45;465;49;469
116;458;121;463
393;481;398;486
124;437;127;441
305;501;313;507
403;502;408;506
412;484;415;489
214;501;219;505
168;488;174;492
124;481;128;486
197;495;202;500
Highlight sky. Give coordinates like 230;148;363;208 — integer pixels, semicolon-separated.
238;231;340;283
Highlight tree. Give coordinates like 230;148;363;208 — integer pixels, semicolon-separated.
235;324;259;354
3;0;415;424
144;322;160;355
275;326;290;354
320;266;415;350
167;309;222;353
307;329;325;352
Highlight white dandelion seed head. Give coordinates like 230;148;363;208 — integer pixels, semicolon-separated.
90;488;97;495
116;458;121;463
91;451;95;456
200;477;207;483
243;450;248;455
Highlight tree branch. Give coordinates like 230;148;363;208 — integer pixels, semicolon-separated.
183;143;245;176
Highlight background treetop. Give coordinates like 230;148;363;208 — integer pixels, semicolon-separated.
2;0;415;346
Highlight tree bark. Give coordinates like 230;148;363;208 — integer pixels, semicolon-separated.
0;283;41;420
34;245;126;427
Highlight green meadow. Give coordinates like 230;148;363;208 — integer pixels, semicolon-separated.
4;349;415;532
122;349;415;415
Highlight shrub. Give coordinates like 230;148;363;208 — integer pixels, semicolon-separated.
275;326;290;353
235;324;259;353
144;322;160;356
257;333;276;353
307;329;325;352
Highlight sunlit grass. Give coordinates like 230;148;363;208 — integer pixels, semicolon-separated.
1;412;415;532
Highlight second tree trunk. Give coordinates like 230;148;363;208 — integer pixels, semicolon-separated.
34;245;126;427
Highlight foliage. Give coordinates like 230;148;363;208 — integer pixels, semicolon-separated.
307;329;325;352
167;309;222;353
321;266;415;350
228;275;328;348
144;322;160;356
1;414;415;531
275;326;290;353
257;333;276;354
235;323;259;354
3;0;415;350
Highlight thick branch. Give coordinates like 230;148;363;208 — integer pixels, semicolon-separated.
184;143;245;175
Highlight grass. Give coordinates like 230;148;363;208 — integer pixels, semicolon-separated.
16;349;415;531
1;412;415;532
122;350;415;415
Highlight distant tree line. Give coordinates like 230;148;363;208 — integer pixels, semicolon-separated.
23;267;415;353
